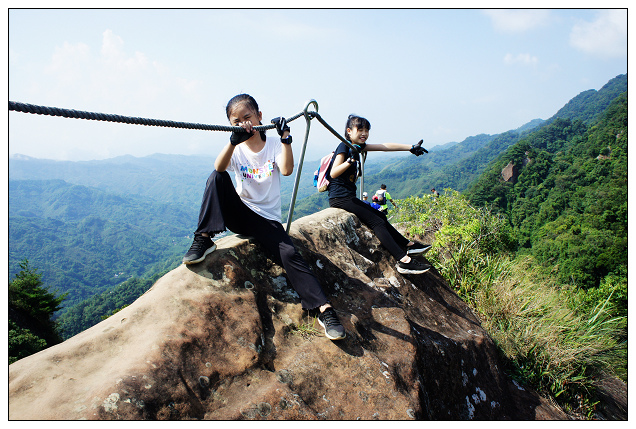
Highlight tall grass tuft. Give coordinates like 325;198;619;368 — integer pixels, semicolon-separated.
393;191;627;418
475;256;626;416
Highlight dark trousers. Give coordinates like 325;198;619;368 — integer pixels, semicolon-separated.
195;170;328;310
329;196;409;260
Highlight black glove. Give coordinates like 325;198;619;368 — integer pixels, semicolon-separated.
270;117;290;136
410;140;428;156
230;129;253;145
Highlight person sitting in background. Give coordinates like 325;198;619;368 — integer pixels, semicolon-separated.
362;191;381;210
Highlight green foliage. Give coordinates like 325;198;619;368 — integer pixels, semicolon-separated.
567;266;628;321
476;257;626;418
9;259;67;321
8;320;47;365
9;259;67;363
394;191;517;300
288;316;322;339
394;194;626;418
465;92;627;291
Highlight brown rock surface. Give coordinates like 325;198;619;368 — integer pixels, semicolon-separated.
9;208;568;420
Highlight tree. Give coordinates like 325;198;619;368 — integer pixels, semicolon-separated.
8;259;67;363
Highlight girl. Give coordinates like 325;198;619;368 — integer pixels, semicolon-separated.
183;94;345;340
327;114;432;275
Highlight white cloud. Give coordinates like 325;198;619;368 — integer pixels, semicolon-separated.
569;10;627;59
483;9;551;34
504;53;539;67
10;28;214;161
44;41;91;83
37;29;203;117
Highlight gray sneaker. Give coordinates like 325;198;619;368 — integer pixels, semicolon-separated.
396;259;431;274
407;242;432;255
183;233;216;264
317;307;346;340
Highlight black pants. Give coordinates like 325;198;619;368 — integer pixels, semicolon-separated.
195;170;328;310
329;196;409;260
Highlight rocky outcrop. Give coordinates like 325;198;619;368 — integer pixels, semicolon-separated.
9;208;567;420
501;161;517;183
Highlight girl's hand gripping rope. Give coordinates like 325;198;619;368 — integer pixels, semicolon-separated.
271;116;290;136
230;124;254;145
271;116;292;144
410;140;428;156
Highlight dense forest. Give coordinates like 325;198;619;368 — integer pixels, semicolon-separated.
466;92;627;294
386;84;627;416
9;180;191;308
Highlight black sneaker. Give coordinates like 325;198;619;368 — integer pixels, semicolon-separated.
317;307;346;340
183;234;216;264
396;259;431;274
407;242;432;255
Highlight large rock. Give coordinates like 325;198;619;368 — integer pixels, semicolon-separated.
9;208;567;420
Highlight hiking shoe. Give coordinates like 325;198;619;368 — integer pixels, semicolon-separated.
183;234;216;264
317;307;346;340
396;259;431;274
407;242;432;255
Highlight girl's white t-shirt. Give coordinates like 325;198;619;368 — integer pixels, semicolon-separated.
227;136;284;223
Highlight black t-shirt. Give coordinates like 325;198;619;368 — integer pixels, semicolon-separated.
327;142;361;199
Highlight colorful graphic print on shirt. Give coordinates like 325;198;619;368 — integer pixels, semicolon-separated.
239;159;276;181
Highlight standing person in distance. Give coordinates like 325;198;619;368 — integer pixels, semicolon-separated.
373;184;397;214
183;94;345;340
326;114;432;275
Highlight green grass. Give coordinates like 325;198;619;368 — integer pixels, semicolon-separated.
289;317;322;339
393;192;627;418
473;256;625;417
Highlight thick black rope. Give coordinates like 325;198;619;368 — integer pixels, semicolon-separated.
9;101;304;132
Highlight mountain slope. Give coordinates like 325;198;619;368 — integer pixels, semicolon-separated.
9;180;192;308
360;74;626;201
8;74;627;318
465;91;627;289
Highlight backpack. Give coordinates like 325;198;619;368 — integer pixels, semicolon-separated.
375;190;387;205
313;151;335;192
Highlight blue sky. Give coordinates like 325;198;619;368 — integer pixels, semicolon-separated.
8;7;628;162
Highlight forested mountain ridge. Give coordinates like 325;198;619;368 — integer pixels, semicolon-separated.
9;179;191;309
547;74;627;124
291;130;516;217
360;74;627;198
292;75;626;218
466;90;627;291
